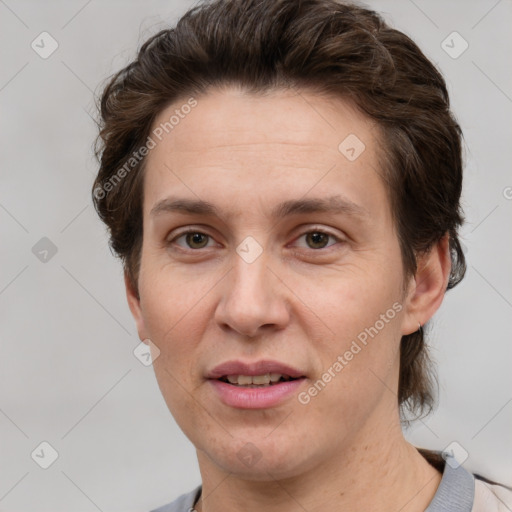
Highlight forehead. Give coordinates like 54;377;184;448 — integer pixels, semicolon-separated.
152;87;376;153
143;87;387;219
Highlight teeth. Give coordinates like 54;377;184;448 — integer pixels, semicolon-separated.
227;375;240;384
252;374;270;385
225;373;287;386
238;375;254;385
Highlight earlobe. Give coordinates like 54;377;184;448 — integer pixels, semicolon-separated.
401;234;452;336
124;271;148;341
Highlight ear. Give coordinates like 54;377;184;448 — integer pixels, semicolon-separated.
401;233;452;336
124;271;149;342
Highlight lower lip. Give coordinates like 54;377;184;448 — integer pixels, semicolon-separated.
208;378;306;409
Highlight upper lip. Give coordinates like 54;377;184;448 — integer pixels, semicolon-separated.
207;359;306;379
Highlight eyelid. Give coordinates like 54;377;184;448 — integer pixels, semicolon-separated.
167;224;216;238
290;223;344;238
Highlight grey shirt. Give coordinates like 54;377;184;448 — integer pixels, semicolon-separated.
150;450;511;512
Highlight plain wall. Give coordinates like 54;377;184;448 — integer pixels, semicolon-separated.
1;1;511;510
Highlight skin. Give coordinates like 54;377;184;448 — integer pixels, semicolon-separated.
126;86;451;512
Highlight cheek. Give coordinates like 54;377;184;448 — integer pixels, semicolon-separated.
303;266;404;403
139;249;214;330
139;275;207;423
137;262;207;374
313;261;403;340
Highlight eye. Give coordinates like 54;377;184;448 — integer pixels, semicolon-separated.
293;229;342;250
170;230;216;250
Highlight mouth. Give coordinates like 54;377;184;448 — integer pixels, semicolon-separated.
216;373;303;388
206;359;307;408
206;359;306;381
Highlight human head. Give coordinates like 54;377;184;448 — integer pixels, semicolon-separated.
92;0;465;421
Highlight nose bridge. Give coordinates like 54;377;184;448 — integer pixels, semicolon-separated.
233;249;269;298
215;243;288;336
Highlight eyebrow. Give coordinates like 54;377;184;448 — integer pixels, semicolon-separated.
150;195;369;220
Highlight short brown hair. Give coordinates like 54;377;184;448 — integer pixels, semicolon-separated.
92;0;466;420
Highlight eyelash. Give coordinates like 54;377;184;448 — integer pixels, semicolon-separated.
167;227;344;252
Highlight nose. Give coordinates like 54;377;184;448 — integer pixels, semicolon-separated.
214;251;290;338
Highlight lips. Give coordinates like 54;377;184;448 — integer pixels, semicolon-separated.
206;359;306;380
206;359;306;409
206;359;307;408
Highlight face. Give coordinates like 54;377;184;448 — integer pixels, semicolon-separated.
128;87;419;479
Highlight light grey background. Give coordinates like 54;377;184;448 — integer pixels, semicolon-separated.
1;1;511;511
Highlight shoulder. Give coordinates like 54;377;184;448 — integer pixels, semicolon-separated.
149;485;202;512
418;447;512;512
472;477;512;512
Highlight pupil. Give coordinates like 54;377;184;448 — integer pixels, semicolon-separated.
307;232;328;249
187;233;208;248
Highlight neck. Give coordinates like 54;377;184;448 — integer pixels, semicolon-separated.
194;413;441;512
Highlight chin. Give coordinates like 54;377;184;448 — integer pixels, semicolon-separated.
201;435;319;481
